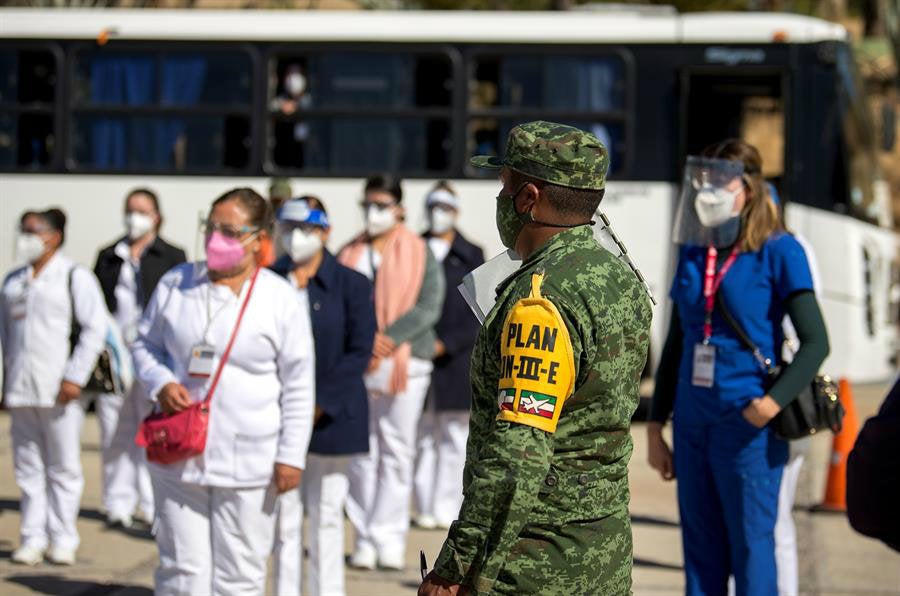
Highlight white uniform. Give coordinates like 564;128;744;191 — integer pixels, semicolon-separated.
414;237;469;528
95;240;155;521
0;253;107;552
345;246;433;565
132;264;315;596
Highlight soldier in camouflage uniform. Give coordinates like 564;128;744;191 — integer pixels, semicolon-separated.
418;121;652;596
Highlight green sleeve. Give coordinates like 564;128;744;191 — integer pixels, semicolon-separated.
648;308;683;424
769;291;830;408
383;244;445;345
432;422;554;593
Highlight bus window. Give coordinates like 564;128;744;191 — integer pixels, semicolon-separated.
69;48;253;172
269;51;454;175
0;48;58;169
467;53;628;176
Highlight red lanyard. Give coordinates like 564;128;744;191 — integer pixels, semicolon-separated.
703;243;741;342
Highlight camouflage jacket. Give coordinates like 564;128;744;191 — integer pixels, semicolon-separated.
433;225;652;595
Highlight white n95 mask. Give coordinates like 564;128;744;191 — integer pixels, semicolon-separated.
16;233;46;264
366;206;397;237
283;228;322;263
694;186;741;228
429;209;456;235
126;212;155;240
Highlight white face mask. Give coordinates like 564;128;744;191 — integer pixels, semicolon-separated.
126;212;155;240
285;73;306;96
429;208;456;235
283;228;322;264
366;205;397;238
694;186;741;228
16;233;46;264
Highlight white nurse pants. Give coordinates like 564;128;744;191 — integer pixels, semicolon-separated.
95;385;154;519
273;454;352;596
10;401;85;551
414;404;469;527
347;361;431;560
151;473;279;596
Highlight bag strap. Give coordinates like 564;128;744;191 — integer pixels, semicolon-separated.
203;267;260;406
714;292;774;374
68;266;81;355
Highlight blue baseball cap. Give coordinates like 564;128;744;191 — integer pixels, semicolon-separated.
277;199;330;228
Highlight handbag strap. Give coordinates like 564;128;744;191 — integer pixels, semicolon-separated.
203;267;260;406
714;292;775;374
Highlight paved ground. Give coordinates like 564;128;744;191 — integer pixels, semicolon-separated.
1;382;898;595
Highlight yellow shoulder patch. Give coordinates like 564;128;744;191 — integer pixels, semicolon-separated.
496;272;575;433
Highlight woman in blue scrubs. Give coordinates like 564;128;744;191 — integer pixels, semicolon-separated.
647;139;830;596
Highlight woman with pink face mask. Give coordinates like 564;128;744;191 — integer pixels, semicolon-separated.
131;188;316;595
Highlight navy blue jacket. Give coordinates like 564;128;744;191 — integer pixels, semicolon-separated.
427;231;485;411
272;251;376;456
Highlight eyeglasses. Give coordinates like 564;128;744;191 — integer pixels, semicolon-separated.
18;225;51;235
202;220;260;240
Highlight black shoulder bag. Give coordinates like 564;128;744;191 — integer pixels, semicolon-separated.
69;267;118;394
715;293;844;441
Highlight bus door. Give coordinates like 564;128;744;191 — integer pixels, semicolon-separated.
679;68;787;193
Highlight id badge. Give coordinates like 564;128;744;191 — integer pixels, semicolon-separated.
692;343;716;388
188;343;216;378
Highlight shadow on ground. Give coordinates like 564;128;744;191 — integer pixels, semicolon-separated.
5;575;152;596
0;500;152;541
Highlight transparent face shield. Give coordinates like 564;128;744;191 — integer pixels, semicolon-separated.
673;156;746;248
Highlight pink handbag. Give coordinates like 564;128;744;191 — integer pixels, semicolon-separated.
135;268;259;465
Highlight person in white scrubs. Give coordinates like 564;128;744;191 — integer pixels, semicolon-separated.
92;188;186;528
270;197;377;596
131;188;315;596
1;208;108;566
414;182;485;531
340;175;445;571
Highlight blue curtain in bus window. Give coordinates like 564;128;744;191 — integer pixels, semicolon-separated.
544;57;621;111
331;119;404;171
89;56;155;168
160;57;207;168
89;55;207;169
312;54;412;109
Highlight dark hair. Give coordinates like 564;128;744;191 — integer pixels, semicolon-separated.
431;180;456;196
701;138;781;251
508;170;605;219
21;207;67;246
212;187;272;232
300;195;328;217
126;187;162;231
364;174;403;204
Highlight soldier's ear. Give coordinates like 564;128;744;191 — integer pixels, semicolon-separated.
520;182;541;210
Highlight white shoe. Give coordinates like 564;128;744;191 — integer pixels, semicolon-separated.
378;550;405;571
107;513;133;529
45;546;76;566
349;543;377;570
435;519;453;530
414;514;437;530
10;545;45;566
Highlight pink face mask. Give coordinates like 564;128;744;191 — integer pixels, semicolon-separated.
206;230;250;272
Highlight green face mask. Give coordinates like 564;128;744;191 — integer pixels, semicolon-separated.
495;183;531;249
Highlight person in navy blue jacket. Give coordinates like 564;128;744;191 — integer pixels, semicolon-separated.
269;196;376;596
413;181;485;530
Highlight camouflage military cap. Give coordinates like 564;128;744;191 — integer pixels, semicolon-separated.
471;121;609;190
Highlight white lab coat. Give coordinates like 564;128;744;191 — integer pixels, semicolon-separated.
131;263;316;487
0;252;108;407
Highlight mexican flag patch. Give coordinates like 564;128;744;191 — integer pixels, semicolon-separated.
498;388;516;411
517;390;557;419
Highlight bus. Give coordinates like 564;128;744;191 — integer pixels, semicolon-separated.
2;8;897;382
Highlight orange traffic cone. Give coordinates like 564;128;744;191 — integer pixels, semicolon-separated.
812;378;860;513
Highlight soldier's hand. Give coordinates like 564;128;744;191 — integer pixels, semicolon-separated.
418;571;467;596
647;422;675;481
